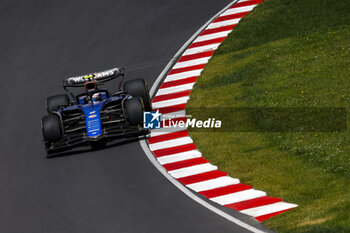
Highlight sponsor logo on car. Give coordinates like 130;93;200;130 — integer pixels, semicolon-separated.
67;68;119;84
88;114;97;119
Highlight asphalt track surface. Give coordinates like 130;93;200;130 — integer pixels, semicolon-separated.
0;1;268;232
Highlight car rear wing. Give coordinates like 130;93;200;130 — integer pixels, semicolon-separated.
63;67;125;88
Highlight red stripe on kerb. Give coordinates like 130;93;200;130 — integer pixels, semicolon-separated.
224;196;282;211
164;157;209;171
160;76;198;89
189;37;226;49
213;12;249;23
178;51;214;62
200;25;236;36
199;184;252;198
230;0;262;9
152;143;197;157
177;170;227;185
153;103;186;114
148;130;189;144
168;64;206;75
153;90;191;103
255;208;295;222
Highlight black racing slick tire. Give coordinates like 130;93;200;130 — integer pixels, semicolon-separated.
124;98;144;126
46;94;70;114
42;114;63;144
123;78;152;111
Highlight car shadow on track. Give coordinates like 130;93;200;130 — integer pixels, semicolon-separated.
46;137;143;159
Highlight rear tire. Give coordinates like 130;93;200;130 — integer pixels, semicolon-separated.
123;78;152;111
47;94;70;113
124;98;144;126
42;115;62;144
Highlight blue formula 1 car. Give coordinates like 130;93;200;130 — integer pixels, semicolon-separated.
41;67;151;155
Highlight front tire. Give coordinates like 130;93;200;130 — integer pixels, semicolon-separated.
42;115;62;144
124;98;144;126
123;78;152;111
46;94;70;113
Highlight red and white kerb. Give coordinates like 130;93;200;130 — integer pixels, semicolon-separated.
147;0;297;222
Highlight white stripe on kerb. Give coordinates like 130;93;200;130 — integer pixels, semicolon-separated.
156;83;195;96
149;136;193;151
183;43;220;56
241;202;298;217
194;30;231;43
165;70;203;82
210;189;266;205
207;18;241;29
152;96;189;109
169;163;217;179
150;126;186;137
173;57;211;69
158;150;202;165
187;176;240;192
220;5;257;17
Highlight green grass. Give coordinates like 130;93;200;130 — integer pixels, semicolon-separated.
186;0;350;232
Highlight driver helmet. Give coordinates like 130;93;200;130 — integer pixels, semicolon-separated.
92;93;102;103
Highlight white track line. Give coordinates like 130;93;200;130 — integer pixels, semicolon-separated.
149;136;193;151
194;30;231;43
169;163;217;179
220;5;257;17
157;150;202;165
156;83;195;96
241;202;298;217
187;176;240;192
211;189;266;205
182;43;220;56
207;18;241;29
152;96;189;109
173;57;211;69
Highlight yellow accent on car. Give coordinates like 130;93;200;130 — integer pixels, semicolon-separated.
84;74;93;79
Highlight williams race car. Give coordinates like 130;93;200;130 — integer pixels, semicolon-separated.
41;67;151;155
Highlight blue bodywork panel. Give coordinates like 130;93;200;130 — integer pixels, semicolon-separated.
82;102;104;138
62;94;129;139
